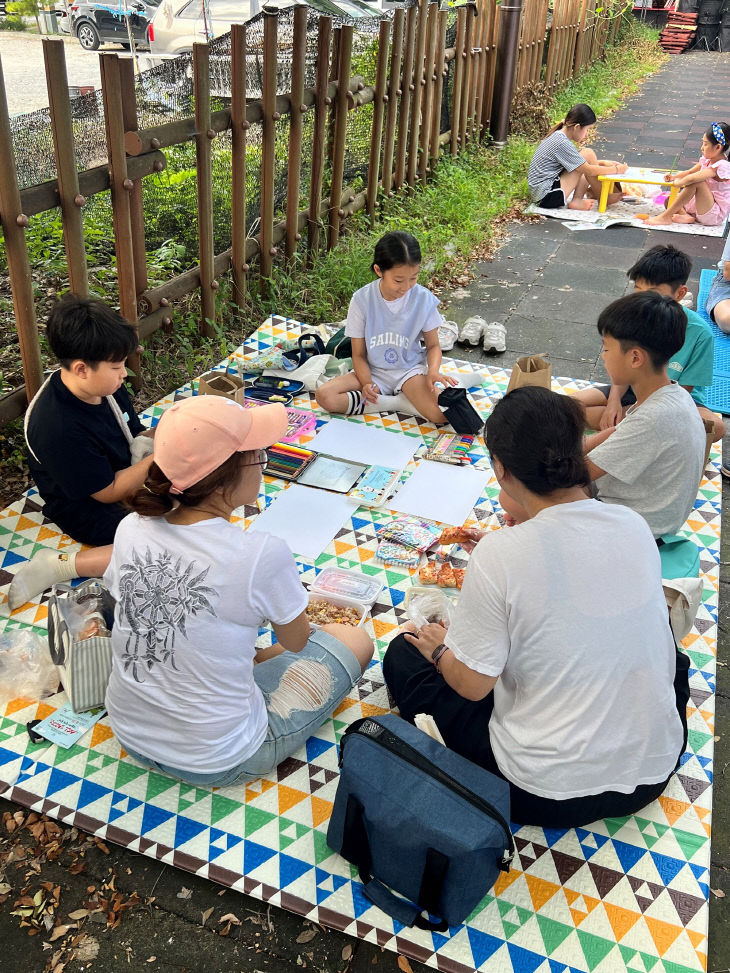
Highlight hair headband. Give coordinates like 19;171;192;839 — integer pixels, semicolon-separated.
712;122;726;146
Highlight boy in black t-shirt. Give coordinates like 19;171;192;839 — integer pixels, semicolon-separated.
8;298;155;610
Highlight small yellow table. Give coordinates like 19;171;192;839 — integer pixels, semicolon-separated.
597;167;680;214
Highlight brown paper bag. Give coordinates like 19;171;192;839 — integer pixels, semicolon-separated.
198;363;246;405
506;354;551;394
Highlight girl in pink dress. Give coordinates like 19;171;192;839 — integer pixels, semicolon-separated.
648;122;730;226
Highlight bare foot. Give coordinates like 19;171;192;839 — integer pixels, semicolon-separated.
672;213;696;224
568;199;596;211
647;212;675;225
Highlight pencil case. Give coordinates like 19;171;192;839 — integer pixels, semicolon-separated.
251;377;305;395
245;387;294;405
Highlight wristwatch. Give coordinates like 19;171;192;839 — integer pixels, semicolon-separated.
430;643;448;671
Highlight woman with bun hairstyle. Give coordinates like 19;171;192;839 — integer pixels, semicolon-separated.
104;395;373;786
383;387;688;827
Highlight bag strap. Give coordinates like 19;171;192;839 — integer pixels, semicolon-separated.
284;332;327;368
47;582;75;665
342;795;449;932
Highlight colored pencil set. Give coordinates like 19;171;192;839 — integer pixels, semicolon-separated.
266;442;314;480
424;433;475;466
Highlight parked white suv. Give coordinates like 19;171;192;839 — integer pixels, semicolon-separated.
147;0;381;58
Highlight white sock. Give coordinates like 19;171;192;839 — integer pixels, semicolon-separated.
8;550;78;611
364;392;424;418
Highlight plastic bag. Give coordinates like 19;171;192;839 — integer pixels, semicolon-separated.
0;631;60;704
66;588;111;642
406;590;454;629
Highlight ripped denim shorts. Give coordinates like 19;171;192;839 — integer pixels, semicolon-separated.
121;629;361;787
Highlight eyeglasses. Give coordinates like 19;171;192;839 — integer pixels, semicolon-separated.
243;449;268;471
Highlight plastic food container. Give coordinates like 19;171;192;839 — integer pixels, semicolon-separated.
310;568;383;606
306;568;383;630
307;592;367;629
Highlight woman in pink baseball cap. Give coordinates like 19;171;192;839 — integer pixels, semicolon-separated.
103;395;373;786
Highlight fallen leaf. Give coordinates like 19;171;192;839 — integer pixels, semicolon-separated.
68;909;91;920
176;887;193;900
218;913;241;925
711;887;725;898
342;944;353;960
201;907;214;925
296;929;317;943
48;924;74;942
147;957;156;963
397;957;414;973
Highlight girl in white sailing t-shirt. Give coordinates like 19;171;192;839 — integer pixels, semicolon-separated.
315;231;456;423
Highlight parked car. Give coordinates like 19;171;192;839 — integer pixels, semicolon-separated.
55;1;72;33
147;0;380;58
69;0;161;51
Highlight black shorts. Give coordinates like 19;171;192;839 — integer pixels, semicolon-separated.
538;177;566;209
596;384;637;408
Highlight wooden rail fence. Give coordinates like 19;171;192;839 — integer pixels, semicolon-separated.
0;0;624;422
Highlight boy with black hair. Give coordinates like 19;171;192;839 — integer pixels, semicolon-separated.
8;297;154;610
574;244;724;441
585;291;706;538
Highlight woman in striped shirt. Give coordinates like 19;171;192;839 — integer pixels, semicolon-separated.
528;104;627;211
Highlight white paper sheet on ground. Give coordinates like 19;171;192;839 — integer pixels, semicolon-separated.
388;460;491;526
248;484;357;559
307;418;421;468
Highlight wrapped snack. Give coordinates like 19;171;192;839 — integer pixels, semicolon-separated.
406;590;453;628
67;588;111;642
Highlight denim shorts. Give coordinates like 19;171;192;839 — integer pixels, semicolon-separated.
120;629;361;788
707;270;730;321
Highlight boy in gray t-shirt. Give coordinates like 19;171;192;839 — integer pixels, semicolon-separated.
585;291;706;538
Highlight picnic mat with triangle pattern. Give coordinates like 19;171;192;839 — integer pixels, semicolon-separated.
0;317;720;973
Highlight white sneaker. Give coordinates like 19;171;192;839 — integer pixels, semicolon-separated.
438;320;459;352
458;316;487;346
482;321;506;354
679;291;694;309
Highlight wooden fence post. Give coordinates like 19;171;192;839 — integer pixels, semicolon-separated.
366;18;391;221
395;4;416;189
192;43;216;335
285;5;308;259
451;6;466;156
382;7;404;198
307;16;331;257
463;3;477;142
327;23;352;249
260;8;278;286
43;38;89;299
231;23;248;312
429;9;447;162
99;52;141;386
0;56;44;404
407;0;428;187
474;0;489;139
119;57;148;303
418;1;438;184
